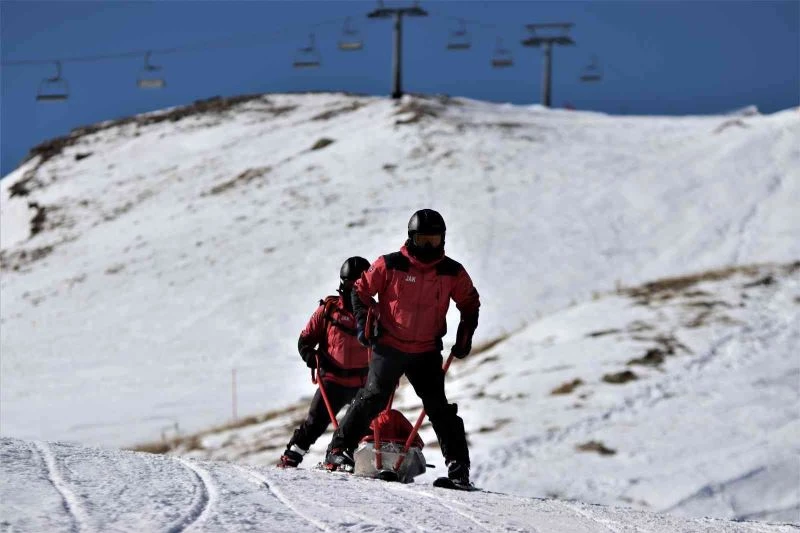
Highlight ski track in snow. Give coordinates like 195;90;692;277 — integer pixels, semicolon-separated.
169;457;216;533
311;498;413;533
386;483;497;533
232;465;332;532
31;441;91;533
561;502;629;533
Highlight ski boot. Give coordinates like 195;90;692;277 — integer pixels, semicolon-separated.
432;460;476;490
277;445;306;468
324;447;355;472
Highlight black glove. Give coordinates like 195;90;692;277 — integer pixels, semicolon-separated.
451;344;470;359
451;312;478;359
300;347;318;369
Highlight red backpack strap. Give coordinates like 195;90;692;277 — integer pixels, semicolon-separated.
320;295;357;336
317;296;338;356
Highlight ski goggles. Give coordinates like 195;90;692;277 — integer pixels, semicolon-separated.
412;233;442;247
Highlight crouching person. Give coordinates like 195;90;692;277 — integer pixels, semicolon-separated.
277;257;372;468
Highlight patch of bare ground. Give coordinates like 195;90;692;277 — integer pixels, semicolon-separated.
586;328;621;338
128;400;307;455
621;265;761;305
627;348;666;367
576;440;616;456
476;418;512;434
311;101;365;121
205;166;271;196
742;274;776;288
394;100;440;125
310;138;335;151
0;246;54;272
551;378;584;395
471;332;512;356
602;370;638;384
9;94;272;199
713;118;749;134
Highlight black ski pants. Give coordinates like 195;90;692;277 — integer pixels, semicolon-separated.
329;345;470;465
289;381;359;452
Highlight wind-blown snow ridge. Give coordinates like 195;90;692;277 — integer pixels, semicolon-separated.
1;437;795;532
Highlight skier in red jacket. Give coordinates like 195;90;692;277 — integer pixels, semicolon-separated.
278;257;372;468
325;209;480;488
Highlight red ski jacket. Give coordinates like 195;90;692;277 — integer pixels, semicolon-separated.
353;245;480;354
298;295;370;387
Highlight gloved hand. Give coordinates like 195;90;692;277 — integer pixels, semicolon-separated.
451;312;478;359
300;347;318;369
450;344;470;359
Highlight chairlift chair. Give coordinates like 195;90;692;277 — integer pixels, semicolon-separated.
36;61;69;102
446;19;471;50
293;33;322;68
137;52;166;89
491;38;514;68
338;17;363;51
580;55;602;82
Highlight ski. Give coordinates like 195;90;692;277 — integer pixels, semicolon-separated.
432;476;482;492
377;469;400;482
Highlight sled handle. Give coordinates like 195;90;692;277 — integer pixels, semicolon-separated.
393;353;455;471
315;354;339;429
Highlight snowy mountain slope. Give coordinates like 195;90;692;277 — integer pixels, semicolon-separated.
2;94;797;452
0;437;794;532
167;261;800;524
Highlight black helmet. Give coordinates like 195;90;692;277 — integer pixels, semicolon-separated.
407;209;446;262
408;209;446;238
340;256;370;282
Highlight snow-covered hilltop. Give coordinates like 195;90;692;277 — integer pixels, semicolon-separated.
1;93;798;528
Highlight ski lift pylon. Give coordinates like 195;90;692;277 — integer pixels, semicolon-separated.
491;37;513;68
580;55;602;82
446;19;471;50
338;17;363;51
293;33;322;68
36;61;69;102
137;52;166;89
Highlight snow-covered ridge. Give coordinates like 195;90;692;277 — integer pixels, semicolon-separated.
1;93;798;525
1;437;794;532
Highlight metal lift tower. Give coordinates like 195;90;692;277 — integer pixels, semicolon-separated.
368;2;428;99
522;23;575;107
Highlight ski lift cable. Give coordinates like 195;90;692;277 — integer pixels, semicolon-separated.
1;15;351;66
425;10;521;33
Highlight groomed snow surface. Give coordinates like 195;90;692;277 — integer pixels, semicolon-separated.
1;93;799;531
1;437;796;532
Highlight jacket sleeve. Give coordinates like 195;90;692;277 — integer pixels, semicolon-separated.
298;304;326;361
351;256;386;329
451;267;480;355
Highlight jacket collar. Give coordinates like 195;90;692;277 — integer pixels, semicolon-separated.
400;244;445;270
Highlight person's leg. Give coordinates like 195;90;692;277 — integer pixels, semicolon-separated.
289;381;354;451
327;349;406;457
405;353;470;473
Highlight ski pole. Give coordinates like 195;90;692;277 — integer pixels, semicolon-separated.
393;353;455;471
313;354;339;429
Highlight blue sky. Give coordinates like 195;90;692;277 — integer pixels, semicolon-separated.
1;0;798;177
